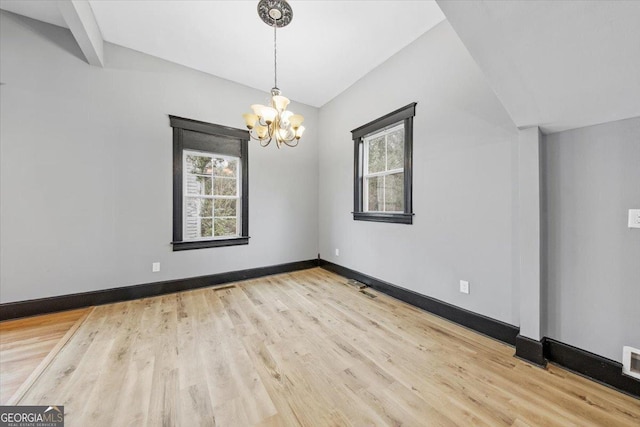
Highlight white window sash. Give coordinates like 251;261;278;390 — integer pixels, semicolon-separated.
363;168;404;179
362;122;404;143
183;150;242;240
362;122;404;213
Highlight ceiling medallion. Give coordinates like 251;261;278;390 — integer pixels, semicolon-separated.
257;0;293;28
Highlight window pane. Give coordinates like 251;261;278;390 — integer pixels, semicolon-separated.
387;129;404;170
200;199;214;217
214;199;237;217
201;218;213;238
366;176;384;211
184;212;199;240
384;172;404;212
214;178;237;196
214;218;237;237
213;158;238;177
186;197;213;218
367;136;385;173
186;175;212;195
185;199;213;239
185;154;212;175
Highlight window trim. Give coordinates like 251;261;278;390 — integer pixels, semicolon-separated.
351;103;416;224
170;115;249;251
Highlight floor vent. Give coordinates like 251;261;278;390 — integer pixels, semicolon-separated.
346;279;367;290
214;284;237;291
359;289;377;299
622;346;640;380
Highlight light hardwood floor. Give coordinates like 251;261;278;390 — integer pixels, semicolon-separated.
0;307;90;404
2;268;639;425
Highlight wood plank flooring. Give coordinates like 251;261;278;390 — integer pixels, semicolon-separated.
3;268;639;426
0;308;90;404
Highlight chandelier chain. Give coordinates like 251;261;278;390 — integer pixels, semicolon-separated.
273;19;277;89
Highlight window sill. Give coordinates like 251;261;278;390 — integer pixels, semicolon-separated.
352;212;414;224
171;236;249;251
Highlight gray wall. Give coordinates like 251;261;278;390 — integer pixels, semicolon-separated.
318;21;520;325
0;12;319;303
543;117;640;362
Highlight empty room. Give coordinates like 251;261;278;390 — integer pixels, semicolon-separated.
0;0;639;425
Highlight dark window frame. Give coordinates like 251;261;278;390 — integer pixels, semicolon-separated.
351;103;416;224
170;115;249;251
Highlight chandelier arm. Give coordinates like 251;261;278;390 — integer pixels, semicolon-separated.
259;137;272;147
248;128;272;145
278;128;298;143
282;139;299;147
267;120;275;140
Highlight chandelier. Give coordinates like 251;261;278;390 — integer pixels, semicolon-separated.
242;0;305;148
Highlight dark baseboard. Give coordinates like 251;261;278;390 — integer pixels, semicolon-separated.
319;260;640;398
0;259;319;321
319;259;519;346
515;335;547;367
544;338;640;398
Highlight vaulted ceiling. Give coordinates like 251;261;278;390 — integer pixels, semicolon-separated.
3;0;639;133
0;0;445;108
437;0;640;133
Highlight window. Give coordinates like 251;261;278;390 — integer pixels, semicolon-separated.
170;116;249;250
351;103;416;224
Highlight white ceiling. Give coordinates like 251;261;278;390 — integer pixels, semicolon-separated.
0;0;67;27
437;0;640;133
0;0;445;107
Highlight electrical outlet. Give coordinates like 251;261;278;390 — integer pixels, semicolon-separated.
152;262;160;272
335;248;340;256
623;346;640;380
459;280;470;294
628;209;640;229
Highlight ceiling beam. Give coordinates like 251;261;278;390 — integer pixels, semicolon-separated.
57;0;103;66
